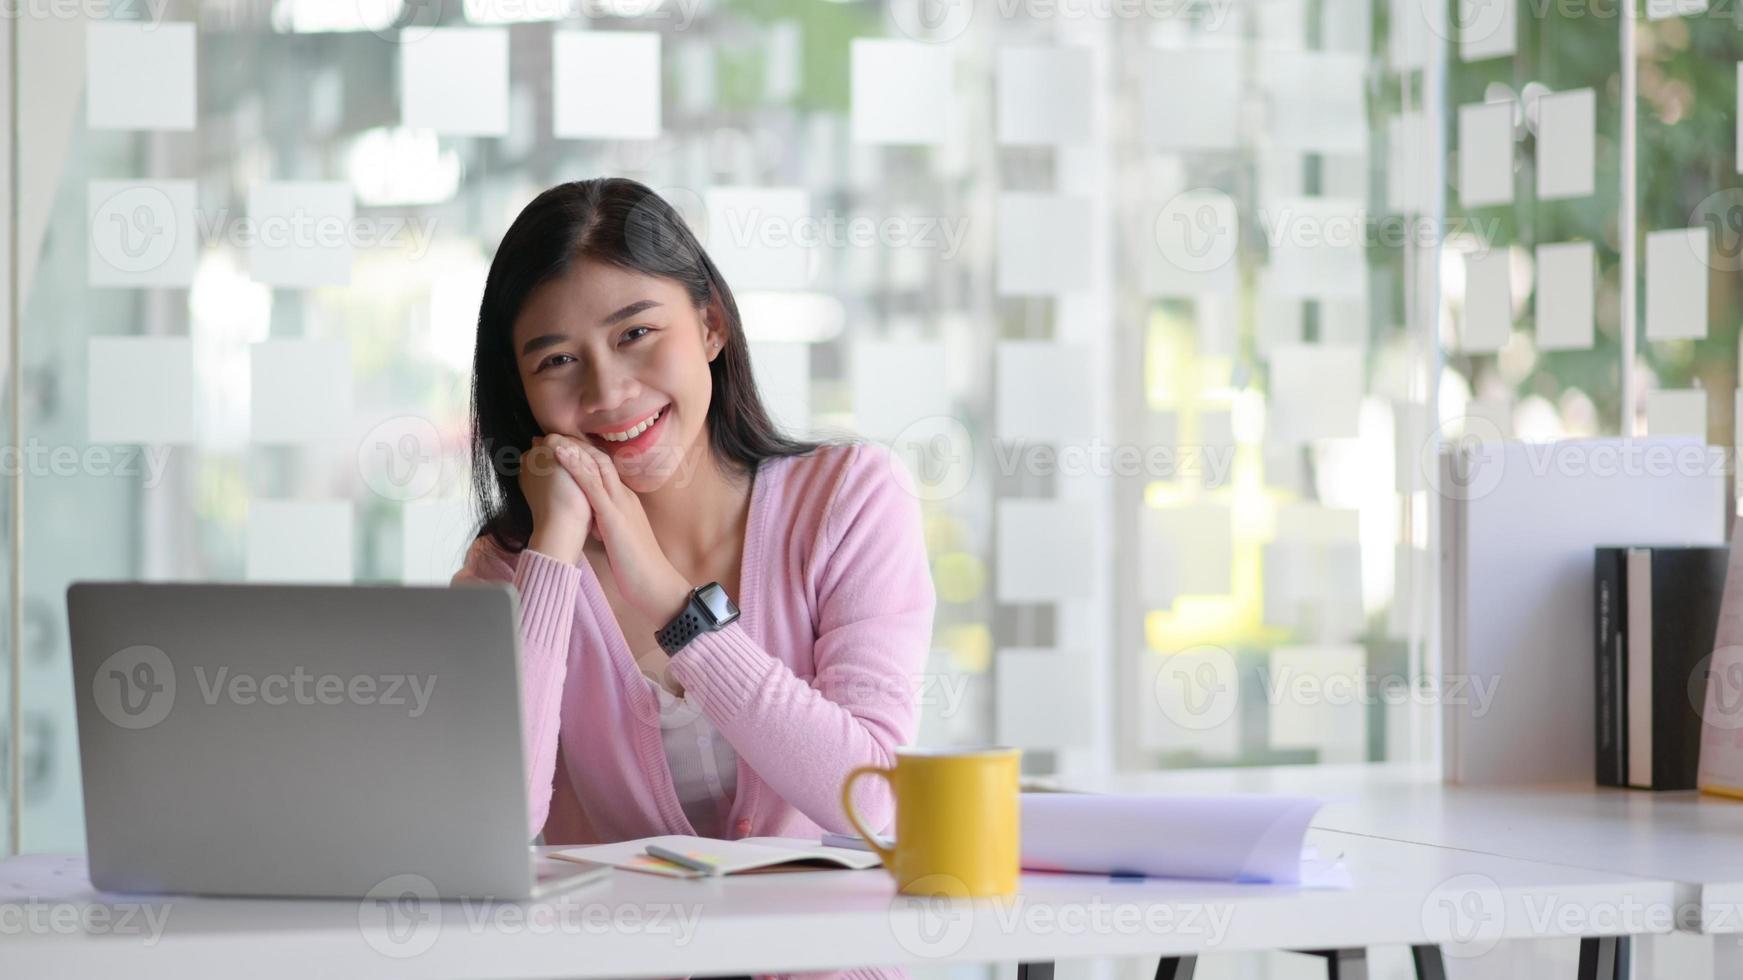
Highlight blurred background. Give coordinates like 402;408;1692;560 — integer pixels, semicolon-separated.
1;0;1737;972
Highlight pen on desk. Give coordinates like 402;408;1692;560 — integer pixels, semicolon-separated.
644;843;721;876
821;832;890;852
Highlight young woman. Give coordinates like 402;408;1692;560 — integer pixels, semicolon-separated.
451;178;935;861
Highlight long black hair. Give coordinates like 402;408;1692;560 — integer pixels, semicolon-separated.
469;177;826;553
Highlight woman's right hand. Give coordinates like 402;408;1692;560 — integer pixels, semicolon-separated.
520;434;593;564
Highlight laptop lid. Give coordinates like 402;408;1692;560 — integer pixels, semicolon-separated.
68;580;533;899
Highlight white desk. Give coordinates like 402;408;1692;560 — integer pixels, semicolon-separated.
1052;764;1743;934
0;830;1675;979
1052;764;1743;978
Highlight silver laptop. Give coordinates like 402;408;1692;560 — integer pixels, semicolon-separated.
67;580;609;901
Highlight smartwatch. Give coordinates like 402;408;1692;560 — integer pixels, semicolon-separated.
655;582;740;656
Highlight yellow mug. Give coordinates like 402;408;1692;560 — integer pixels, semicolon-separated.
841;747;1021;897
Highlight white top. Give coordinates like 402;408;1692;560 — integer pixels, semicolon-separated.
647;675;738;838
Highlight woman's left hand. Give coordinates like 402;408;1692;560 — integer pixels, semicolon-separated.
554;441;694;625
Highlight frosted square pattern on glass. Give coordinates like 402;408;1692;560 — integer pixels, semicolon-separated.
403;499;474;584
1461;249;1511;353
250;340;353;444
1141;505;1234;606
1535;241;1594;351
706;187;812;291
88;181;198;287
1645;227;1709;341
401;28;510;136
1459;0;1515;61
1267;346;1364;443
553;31;661;139
1269;645;1368;762
996;499;1096;602
246;501;353;583
997;194;1093;296
87;337;195;444
1536;88;1594;200
247;182;355;287
850;39;950;145
996;649;1092;749
852;341;950;442
1647;389;1706;439
996;342;1094;443
996;46;1091;146
1142;48;1240;150
1458;101;1514;208
87;22;196;131
749;342;810;436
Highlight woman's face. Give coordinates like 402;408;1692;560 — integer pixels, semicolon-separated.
512;258;723;493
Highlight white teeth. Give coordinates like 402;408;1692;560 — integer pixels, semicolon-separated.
600;408;662;443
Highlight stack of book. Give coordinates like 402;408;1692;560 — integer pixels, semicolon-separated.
1595;545;1729;790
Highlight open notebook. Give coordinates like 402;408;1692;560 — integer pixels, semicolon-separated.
551;835;883;879
549;794;1347;886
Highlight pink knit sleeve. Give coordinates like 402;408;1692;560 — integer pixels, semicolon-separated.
453;538;582;840
667;442;935;835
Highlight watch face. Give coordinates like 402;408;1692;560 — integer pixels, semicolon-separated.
695;582;738;625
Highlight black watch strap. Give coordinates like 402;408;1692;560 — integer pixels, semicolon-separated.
655;582;739;656
655;602;711;656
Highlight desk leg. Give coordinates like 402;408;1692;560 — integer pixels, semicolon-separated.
1576;936;1631;980
1410;944;1447;980
1153;956;1197;979
1292;948;1369;980
1713;934;1743;980
1016;962;1055;980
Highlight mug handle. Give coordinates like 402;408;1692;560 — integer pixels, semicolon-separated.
840;764;898;868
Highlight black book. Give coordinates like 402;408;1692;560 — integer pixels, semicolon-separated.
1595;547;1624;785
1595;546;1729;790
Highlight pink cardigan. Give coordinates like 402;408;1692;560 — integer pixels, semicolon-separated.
452;439;935;852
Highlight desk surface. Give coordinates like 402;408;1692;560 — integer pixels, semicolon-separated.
1053;763;1743;932
1;829;1675;979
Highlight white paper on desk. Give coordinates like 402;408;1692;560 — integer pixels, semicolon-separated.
1019;793;1331;885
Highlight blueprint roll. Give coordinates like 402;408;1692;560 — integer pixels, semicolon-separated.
1017;793;1330;884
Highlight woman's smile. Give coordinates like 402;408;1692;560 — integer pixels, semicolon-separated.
585;402;671;456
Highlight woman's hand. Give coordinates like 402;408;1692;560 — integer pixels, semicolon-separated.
555;442;692;625
519;435;593;564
